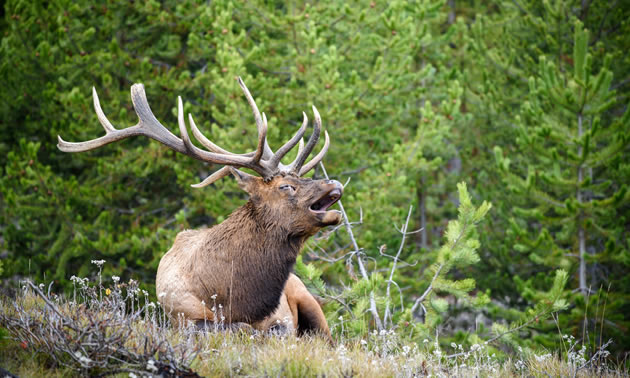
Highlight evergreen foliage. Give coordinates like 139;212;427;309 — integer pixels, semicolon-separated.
462;1;629;353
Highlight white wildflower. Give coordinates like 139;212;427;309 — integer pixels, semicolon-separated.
91;259;106;267
360;339;367;345
74;351;91;367
112;275;120;283
211;294;217;300
534;353;552;362
146;359;158;373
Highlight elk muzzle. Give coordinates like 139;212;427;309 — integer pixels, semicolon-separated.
310;180;343;225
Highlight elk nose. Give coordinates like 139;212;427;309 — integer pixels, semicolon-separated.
327;179;343;192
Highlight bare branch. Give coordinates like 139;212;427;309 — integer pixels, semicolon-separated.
384;205;413;328
319;162;383;331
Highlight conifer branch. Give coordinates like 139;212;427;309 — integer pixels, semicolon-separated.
410;221;467;315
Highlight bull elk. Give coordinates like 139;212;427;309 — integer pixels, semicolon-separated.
57;78;342;341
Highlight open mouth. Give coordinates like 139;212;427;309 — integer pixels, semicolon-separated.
309;188;342;213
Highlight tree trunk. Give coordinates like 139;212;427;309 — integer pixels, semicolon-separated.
577;113;587;297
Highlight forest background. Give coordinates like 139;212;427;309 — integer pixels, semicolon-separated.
1;0;629;363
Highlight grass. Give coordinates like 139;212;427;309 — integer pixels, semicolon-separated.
0;274;628;377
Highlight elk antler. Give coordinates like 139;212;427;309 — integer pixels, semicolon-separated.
57;77;331;187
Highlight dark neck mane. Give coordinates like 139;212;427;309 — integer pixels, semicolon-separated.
195;201;305;322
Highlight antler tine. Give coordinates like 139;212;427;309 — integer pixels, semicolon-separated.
290;105;322;174
269;112;308;170
236;77;274;160
298;130;330;176
130;84;188;151
191;166;232;188
188;113;255;157
58;86;148;153
285;138;305;170
92;87;116;133
252;112;268;164
176;96;269;174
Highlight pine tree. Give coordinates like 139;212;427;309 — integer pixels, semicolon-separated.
489;15;630;351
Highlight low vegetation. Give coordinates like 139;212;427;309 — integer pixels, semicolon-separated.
0;275;625;377
2;185;626;377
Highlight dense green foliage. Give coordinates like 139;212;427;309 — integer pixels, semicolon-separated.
1;0;628;358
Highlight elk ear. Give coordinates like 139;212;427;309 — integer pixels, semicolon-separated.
229;167;259;193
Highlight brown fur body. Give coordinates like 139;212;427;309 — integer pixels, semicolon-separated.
156;174;342;333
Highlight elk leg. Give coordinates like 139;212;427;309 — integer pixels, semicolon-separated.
283;274;333;344
162;292;215;327
295;292;332;343
252;292;295;334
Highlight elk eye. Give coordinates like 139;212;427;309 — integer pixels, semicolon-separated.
279;184;296;192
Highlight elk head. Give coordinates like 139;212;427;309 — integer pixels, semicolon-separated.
57;77;342;230
232;170;342;237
